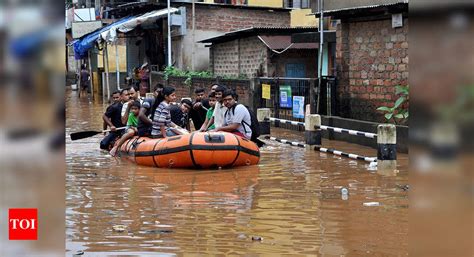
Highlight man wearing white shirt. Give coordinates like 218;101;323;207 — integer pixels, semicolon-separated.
121;87;143;124
202;85;227;130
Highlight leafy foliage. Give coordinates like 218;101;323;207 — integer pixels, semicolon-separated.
436;84;474;124
163;67;212;87
377;85;409;124
163;66;247;86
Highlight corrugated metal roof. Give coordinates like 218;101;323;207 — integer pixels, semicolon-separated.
312;1;408;16
259;35;318;50
198;27;318;44
317;0;408;12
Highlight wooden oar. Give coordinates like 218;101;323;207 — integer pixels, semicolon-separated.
70;127;126;141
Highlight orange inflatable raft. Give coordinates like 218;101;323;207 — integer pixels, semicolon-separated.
119;132;260;169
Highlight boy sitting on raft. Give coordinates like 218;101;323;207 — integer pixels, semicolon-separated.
199;92;217;132
110;100;141;156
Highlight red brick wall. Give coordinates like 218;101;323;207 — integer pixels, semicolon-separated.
150;72;253;107
186;4;291;32
336;18;408;122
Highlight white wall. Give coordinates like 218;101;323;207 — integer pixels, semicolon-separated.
175;30;223;71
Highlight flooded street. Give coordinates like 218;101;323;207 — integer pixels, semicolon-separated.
66;91;408;256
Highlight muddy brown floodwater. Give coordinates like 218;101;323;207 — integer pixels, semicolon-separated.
66;90;408;256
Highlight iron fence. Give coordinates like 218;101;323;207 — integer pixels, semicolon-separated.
255;76;337;131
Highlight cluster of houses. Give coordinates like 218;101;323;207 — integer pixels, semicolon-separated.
66;0;408;123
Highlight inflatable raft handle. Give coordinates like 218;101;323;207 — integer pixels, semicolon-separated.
205;134;225;143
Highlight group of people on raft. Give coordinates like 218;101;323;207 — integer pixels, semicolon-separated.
100;83;257;156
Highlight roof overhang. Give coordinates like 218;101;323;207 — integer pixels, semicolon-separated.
198;27;318;44
259;35;319;51
291;31;337;44
313;2;408;19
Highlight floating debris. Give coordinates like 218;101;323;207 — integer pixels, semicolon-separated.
73;250;84;256
252;236;263;241
341;187;349;195
112;225;127;232
363;202;381;207
237;234;247;240
142;229;173;234
397;184;410;191
341;187;349;200
369;161;378;168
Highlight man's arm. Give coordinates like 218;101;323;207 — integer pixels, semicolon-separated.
202;116;214;131
138;107;152;125
160;126;166;138
121;101;132;125
215;123;239;132
215;105;246;132
199;116;210;131
185;115;191;131
102;114;116;131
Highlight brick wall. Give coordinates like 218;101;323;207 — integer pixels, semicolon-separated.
210;40;240;76
187;4;291;32
239;37;268;77
336;18;408;122
150;72;253;107
211;37;268;77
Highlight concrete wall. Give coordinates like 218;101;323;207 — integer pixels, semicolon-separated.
290;9;318;27
248;0;283;8
336;18;408;122
174;30;222;71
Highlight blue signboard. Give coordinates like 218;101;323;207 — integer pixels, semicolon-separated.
293;96;305;119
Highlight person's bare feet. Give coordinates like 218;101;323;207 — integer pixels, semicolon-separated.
109;146;118;157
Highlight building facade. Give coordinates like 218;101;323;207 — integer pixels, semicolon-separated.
172;2;292;71
320;1;409;122
201;27;321;78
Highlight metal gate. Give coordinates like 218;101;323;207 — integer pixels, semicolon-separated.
255;76;337;131
257;77;314;131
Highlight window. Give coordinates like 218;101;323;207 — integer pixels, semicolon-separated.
284;0;310;9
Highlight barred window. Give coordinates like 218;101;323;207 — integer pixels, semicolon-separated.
284;0;310;9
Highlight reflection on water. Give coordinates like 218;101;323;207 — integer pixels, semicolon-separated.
66;90;408;256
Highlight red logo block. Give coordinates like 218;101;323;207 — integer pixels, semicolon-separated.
9;209;38;240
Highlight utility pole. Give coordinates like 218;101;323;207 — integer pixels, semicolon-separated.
316;0;324;114
167;0;172;67
192;0;196;71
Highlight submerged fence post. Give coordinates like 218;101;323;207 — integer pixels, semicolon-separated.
257;108;271;135
305;114;322;146
377;124;397;170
